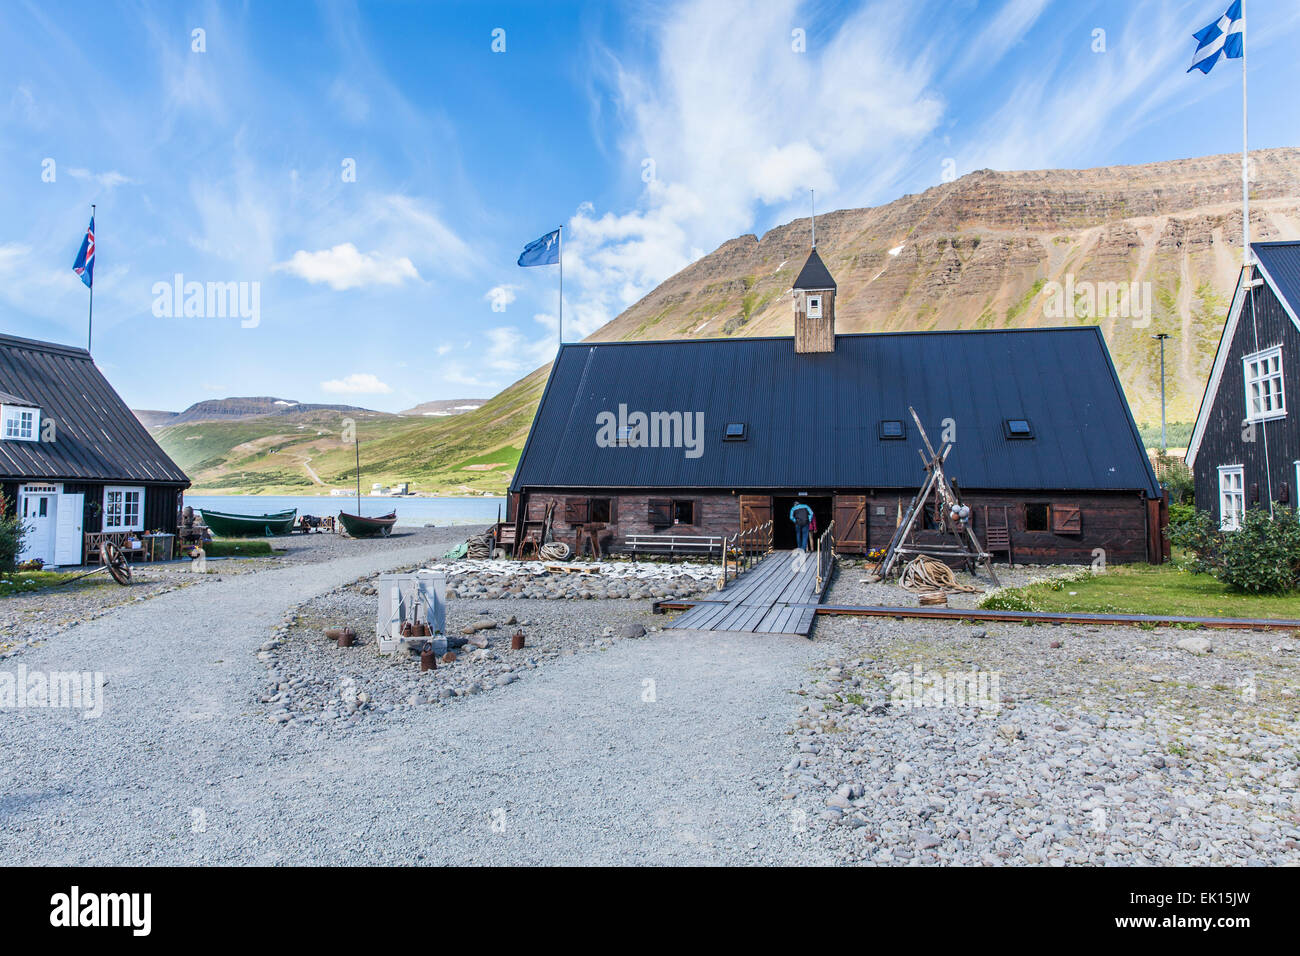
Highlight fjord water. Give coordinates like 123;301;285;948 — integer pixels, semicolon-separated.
184;495;505;527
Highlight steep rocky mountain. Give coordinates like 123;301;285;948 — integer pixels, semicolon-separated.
589;148;1300;425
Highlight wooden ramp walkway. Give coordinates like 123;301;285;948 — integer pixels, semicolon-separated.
666;550;827;635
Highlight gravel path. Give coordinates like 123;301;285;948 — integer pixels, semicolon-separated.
0;531;830;865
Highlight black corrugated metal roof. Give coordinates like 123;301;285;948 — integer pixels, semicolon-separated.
792;248;836;290
512;327;1160;496
1254;241;1300;319
0;333;189;485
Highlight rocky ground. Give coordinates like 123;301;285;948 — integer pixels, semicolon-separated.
775;569;1300;865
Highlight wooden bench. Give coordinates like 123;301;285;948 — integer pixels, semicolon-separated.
84;531;132;564
624;533;726;559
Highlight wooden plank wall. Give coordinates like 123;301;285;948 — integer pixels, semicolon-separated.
520;488;1159;563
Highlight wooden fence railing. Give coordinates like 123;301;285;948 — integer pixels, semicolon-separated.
720;520;772;586
814;519;836;594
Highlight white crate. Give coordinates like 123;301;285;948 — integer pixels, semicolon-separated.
375;572;447;655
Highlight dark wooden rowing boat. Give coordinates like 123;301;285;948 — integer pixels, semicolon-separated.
338;510;397;537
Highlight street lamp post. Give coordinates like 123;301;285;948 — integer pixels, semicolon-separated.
1153;333;1171;451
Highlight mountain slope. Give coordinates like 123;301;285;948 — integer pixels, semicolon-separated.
159;148;1300;495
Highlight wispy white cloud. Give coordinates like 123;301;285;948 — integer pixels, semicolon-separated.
276;243;420;290
320;372;393;394
67;167;135;188
561;0;945;338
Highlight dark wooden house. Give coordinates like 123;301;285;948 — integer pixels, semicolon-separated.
0;333;190;567
1187;241;1300;527
508;248;1165;564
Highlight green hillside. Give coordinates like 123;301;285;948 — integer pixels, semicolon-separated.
159;366;547;496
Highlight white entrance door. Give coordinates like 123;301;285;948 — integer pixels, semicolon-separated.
17;484;59;566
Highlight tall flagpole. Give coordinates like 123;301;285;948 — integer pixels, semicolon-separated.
87;203;95;353
1241;0;1250;267
557;224;563;347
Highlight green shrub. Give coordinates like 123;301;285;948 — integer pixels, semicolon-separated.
978;589;1036;611
1151;449;1194;504
1167;501;1195;526
1168;506;1300;593
0;495;26;574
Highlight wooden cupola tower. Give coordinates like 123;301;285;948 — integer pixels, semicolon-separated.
792;246;836;353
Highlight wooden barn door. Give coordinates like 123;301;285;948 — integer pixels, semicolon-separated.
739;495;772;552
834;494;867;554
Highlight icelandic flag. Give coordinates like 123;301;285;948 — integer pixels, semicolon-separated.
517;228;560;267
1188;1;1243;74
72;214;95;288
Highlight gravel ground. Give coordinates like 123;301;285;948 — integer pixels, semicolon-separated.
4;541;1295;866
0;527;450;655
775;569;1300;865
0;531;831;865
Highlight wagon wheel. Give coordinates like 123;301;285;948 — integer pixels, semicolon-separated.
101;541;132;586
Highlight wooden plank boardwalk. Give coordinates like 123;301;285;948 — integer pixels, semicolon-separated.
666;550;828;635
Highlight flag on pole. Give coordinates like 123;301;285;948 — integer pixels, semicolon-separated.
73;214;95;288
517;229;560;267
1187;1;1243;74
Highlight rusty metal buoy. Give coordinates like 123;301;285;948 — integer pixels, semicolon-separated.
442;651;457;664
420;648;437;671
511;631;526;651
338;628;355;648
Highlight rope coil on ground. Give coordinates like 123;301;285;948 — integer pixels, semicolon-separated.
539;542;571;561
465;534;494;559
898;554;981;594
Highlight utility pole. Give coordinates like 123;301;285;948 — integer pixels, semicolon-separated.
1153;333;1171;450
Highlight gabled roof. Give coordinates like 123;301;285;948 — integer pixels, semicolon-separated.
792;248;836;291
1253;241;1300;326
1186;241;1300;466
0;333;189;484
512;327;1159;495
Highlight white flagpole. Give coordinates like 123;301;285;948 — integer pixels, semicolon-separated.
558;225;563;347
87;203;95;353
1241;0;1250;267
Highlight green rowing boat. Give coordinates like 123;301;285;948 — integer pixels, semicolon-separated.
199;508;297;537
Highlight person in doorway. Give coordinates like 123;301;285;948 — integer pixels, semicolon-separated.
790;501;814;551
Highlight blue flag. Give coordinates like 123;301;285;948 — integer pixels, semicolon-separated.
72;214;95;288
1188;1;1243;74
517;228;560;267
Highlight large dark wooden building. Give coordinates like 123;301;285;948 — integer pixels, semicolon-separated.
1187;241;1300;527
0;333;189;567
509;248;1166;564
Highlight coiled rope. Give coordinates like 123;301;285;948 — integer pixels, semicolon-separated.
898;554;980;594
539;542;571;561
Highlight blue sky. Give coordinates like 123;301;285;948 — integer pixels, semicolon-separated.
1;0;1297;413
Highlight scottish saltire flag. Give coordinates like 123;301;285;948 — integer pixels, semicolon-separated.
1188;1;1244;74
72;214;95;288
517;228;560;267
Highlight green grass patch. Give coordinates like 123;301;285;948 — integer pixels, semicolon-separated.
983;563;1300;620
203;539;274;558
0;570;113;597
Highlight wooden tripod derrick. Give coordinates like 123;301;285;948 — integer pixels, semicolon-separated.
878;407;999;586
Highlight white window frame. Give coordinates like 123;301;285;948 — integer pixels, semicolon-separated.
806;295;822;319
1;404;40;442
103;485;145;532
1243;345;1286;423
1218;465;1245;531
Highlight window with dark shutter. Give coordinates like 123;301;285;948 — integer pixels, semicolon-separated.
648;498;673;527
1051;503;1081;535
673;500;696;525
564;497;590;524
